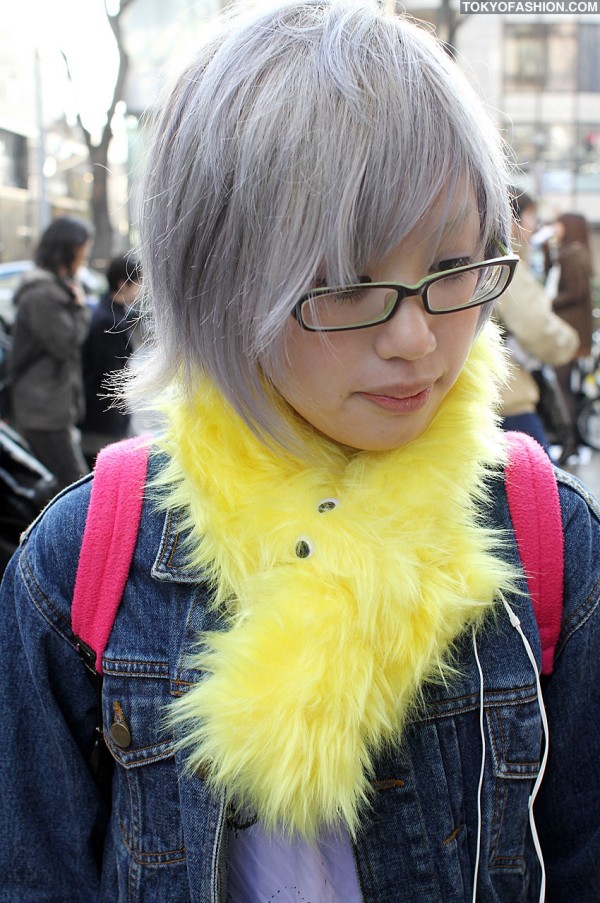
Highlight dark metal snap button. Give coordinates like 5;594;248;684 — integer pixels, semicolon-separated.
295;538;313;559
109;721;132;749
109;700;132;749
317;498;339;513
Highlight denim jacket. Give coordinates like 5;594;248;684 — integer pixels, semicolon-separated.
1;456;599;903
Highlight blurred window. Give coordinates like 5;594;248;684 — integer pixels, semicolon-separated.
504;24;545;91
578;24;600;92
509;123;574;168
507;123;575;193
575;125;600;192
0;130;28;190
547;24;577;92
504;23;577;92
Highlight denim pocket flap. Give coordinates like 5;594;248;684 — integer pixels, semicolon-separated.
487;697;542;779
102;676;176;768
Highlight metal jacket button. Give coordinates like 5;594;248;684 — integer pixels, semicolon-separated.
295;538;313;559
317;498;339;513
109;701;132;749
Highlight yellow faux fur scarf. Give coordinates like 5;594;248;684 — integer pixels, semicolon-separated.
158;325;517;839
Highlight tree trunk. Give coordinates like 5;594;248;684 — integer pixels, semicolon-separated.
62;0;137;270
89;146;113;269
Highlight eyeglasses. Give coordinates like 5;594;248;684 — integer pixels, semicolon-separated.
292;252;519;333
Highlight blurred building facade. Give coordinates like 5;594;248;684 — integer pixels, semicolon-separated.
405;5;600;226
463;15;600;225
0;36;92;262
1;1;598;267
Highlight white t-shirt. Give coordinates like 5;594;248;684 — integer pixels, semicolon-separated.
227;820;363;902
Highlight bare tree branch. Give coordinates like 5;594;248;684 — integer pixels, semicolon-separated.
59;0;137;265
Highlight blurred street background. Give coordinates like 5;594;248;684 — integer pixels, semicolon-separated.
1;0;600;280
1;0;600;499
565;447;600;498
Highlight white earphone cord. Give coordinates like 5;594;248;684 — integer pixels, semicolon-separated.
471;602;548;903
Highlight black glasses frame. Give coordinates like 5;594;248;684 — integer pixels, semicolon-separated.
293;253;519;333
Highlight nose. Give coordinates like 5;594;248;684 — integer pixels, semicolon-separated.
373;293;437;361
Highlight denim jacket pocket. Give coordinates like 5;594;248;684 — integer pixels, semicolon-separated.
101;668;188;875
486;694;542;873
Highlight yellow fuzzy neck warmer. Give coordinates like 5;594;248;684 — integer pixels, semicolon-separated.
159;326;517;839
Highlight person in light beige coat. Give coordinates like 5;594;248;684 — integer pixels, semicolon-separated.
495;190;579;453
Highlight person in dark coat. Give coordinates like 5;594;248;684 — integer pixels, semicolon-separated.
9;216;93;490
80;253;142;465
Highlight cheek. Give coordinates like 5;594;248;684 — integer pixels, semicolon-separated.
272;327;359;409
435;310;480;377
285;327;354;379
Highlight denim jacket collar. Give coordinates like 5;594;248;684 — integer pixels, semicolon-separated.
151;506;205;584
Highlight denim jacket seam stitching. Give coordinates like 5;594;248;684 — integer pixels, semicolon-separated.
156;509;187;575
487;710;502;774
121;832;187;865
118;810;186;863
557;471;600;521
410;749;444;903
165;513;182;569
121;768;139;898
412;687;538;723
104;670;169;681
489;709;540;771
17;546;76;650
111;743;175;763
104;658;169;668
490;774;502;862
156;510;176;571
208;788;227;900
555;575;600;662
489;859;527;871
176;586;212;682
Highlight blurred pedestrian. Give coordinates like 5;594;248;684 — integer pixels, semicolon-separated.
495;189;579;454
80;252;142;466
547;212;596;457
9;216;93;491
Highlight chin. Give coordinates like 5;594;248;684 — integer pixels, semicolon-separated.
335;424;430;453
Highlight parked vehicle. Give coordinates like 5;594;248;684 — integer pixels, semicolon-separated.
0;422;57;577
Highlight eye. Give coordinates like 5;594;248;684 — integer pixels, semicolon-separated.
330;275;373;304
433;257;472;274
335;289;366;304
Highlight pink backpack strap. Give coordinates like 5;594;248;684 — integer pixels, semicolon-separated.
72;436;151;674
505;431;564;675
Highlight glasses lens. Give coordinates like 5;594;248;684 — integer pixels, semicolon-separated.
428;263;512;312
301;286;398;330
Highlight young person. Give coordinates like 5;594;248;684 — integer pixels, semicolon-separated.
495;190;579;455
549;212;596;459
1;2;599;900
80;252;142;466
8;216;93;489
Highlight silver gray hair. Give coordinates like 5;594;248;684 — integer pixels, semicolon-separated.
133;0;512;446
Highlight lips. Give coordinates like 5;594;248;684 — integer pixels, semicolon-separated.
358;384;433;413
363;383;433;400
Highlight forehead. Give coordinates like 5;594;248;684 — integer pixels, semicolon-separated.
396;185;482;256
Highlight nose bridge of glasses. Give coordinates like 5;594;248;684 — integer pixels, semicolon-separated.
390;275;445;317
383;283;431;325
390;281;427;306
